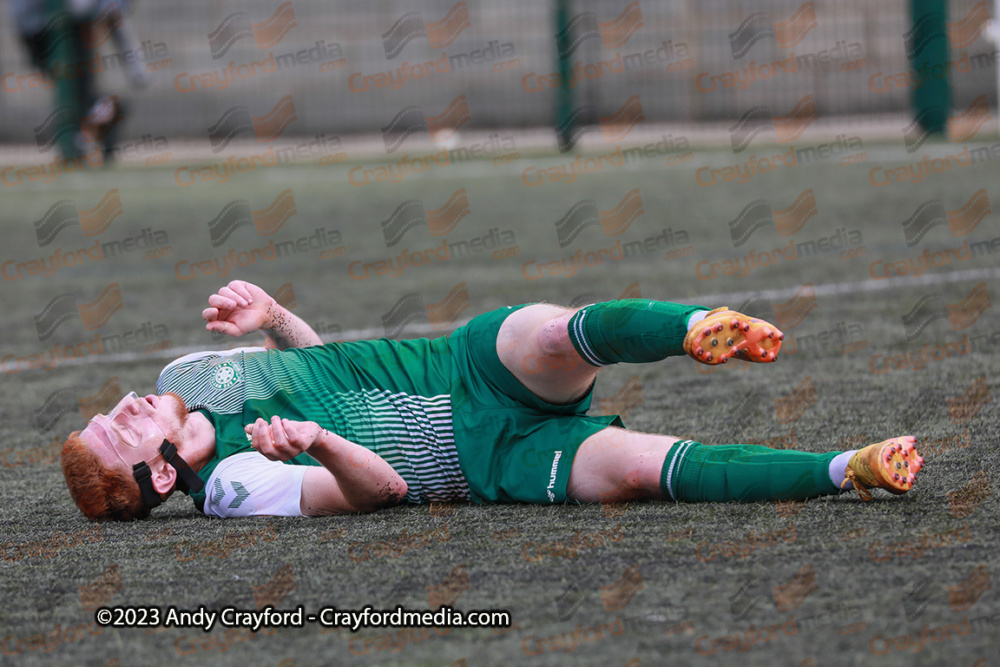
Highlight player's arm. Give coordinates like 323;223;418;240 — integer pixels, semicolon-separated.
246;417;407;515
202;280;322;349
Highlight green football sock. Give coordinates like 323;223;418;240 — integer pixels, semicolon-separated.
659;440;842;502
567;299;707;366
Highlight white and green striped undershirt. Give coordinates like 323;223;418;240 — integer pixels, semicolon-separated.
155;343;471;506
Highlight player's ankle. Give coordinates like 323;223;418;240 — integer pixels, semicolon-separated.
686;310;710;331
829;450;857;490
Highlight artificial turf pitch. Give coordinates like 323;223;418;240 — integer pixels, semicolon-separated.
0;140;998;666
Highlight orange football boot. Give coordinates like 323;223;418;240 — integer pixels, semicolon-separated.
842;436;924;500
683;307;784;364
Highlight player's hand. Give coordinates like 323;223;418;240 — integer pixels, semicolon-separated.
202;280;276;338
245;417;323;462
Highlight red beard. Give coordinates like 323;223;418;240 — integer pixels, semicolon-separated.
161;391;191;434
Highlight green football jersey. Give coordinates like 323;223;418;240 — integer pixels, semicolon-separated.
155;338;470;511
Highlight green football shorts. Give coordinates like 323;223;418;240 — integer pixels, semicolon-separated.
448;304;623;504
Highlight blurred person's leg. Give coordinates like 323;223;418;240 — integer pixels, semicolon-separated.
104;0;149;88
40;0;86;158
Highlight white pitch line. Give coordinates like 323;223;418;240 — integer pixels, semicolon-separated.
695;266;1000;305
43;266;1000;369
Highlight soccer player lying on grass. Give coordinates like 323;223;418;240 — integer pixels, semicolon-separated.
61;280;924;521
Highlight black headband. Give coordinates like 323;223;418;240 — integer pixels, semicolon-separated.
132;440;205;509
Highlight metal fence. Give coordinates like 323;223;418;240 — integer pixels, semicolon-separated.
0;0;995;144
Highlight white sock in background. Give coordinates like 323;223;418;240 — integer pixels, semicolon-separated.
686;310;710;330
829;450;858;490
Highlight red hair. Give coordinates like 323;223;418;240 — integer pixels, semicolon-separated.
61;431;151;521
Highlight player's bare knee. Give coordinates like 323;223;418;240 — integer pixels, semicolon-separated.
594;461;645;503
536;314;574;357
616;432;678;497
622;461;646;493
498;304;571;358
